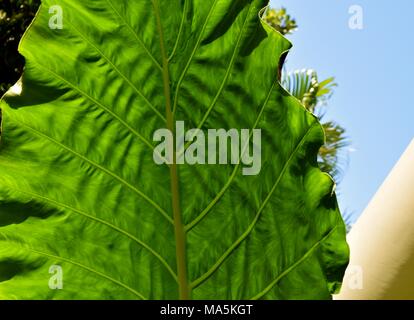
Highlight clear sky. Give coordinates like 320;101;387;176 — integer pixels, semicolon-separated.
270;0;414;222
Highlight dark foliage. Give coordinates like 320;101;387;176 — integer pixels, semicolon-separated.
0;0;40;96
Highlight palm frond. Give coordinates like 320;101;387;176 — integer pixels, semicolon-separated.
282;69;349;183
264;7;298;35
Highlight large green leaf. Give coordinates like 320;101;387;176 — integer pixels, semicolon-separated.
0;0;349;299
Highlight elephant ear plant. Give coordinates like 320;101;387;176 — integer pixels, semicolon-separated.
0;0;349;299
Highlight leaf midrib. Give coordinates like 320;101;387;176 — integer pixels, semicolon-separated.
151;0;189;300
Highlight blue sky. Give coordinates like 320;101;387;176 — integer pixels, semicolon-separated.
270;0;414;221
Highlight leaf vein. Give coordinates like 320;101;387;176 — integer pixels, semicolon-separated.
172;0;220;116
190;123;317;289
250;226;339;300
168;0;189;61
6;117;174;225
185;81;277;232
189;4;253;135
103;0;163;71
28;248;147;299
7;187;178;282
32;61;168;164
66;19;166;122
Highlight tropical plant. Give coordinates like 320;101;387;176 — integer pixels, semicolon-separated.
0;0;349;299
264;7;297;35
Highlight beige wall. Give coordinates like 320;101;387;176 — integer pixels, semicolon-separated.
335;139;414;300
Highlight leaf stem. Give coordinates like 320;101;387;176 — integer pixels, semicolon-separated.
152;0;190;300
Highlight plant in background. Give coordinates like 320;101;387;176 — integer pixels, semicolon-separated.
0;0;40;96
264;7;297;35
0;0;349;299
